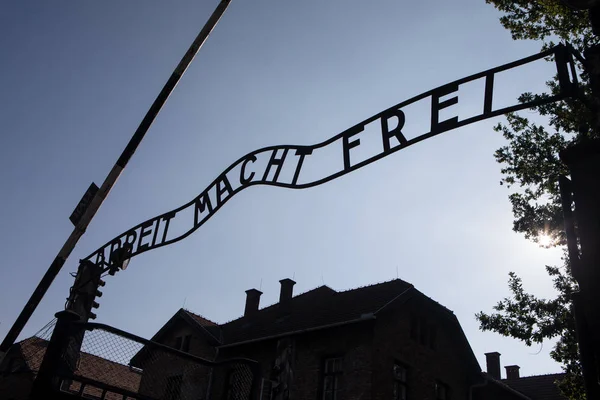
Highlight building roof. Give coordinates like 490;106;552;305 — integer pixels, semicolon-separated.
183;309;222;342
9;336;141;394
219;279;415;344
184;309;218;327
141;308;221;347
13;336;47;373
154;278;480;375
129;308;223;368
482;372;531;400
502;373;567;400
142;280;421;349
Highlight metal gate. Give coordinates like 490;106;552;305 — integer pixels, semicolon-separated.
25;311;259;400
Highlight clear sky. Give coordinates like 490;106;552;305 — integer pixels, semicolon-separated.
1;0;566;377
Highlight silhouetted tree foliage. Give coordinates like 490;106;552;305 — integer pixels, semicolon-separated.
476;1;599;398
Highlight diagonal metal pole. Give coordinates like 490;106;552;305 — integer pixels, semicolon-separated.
0;0;233;355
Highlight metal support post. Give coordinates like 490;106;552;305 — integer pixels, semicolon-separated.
30;310;81;399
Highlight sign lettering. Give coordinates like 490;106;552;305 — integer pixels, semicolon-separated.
85;45;577;264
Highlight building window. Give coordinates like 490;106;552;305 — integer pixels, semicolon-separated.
164;375;183;400
260;378;275;400
182;335;191;352
393;363;408;400
225;367;250;400
322;357;343;400
410;317;437;350
174;334;191;351
435;381;448;400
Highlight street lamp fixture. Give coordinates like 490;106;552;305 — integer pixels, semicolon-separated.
107;243;133;275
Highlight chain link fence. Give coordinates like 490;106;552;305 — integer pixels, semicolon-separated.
215;362;257;400
52;322;259;400
2;318;259;400
0;318;56;376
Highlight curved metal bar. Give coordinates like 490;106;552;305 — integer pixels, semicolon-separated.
85;44;575;264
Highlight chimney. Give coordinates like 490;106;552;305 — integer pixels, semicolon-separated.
279;278;296;303
244;289;262;317
485;352;501;380
505;365;520;380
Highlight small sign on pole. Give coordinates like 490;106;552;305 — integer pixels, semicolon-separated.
69;183;99;226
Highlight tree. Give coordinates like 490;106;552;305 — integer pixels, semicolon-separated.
475;1;599;399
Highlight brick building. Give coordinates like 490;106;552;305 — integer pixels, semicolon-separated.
134;278;531;400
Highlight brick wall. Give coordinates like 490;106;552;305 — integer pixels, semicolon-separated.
216;322;374;400
293;323;373;400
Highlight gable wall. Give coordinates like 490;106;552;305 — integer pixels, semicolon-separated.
372;295;479;400
138;318;217;400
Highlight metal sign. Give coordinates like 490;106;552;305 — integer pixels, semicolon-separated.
86;44;579;267
69;183;99;226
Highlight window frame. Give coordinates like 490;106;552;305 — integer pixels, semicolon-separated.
410;315;437;351
320;356;343;400
224;366;247;400
182;334;191;352
393;361;408;400
434;380;449;400
260;378;276;400
174;336;183;350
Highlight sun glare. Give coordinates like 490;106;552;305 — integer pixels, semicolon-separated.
538;233;553;248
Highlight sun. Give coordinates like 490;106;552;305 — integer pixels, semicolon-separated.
538;233;553;247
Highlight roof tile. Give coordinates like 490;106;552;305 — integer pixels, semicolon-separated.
183;309;218;326
503;373;567;400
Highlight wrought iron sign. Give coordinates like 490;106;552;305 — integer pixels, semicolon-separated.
86;44;579;266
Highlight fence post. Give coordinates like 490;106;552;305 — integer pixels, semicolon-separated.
30;310;81;399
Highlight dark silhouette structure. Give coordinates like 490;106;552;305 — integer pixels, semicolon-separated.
484;352;567;400
135;278;544;400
